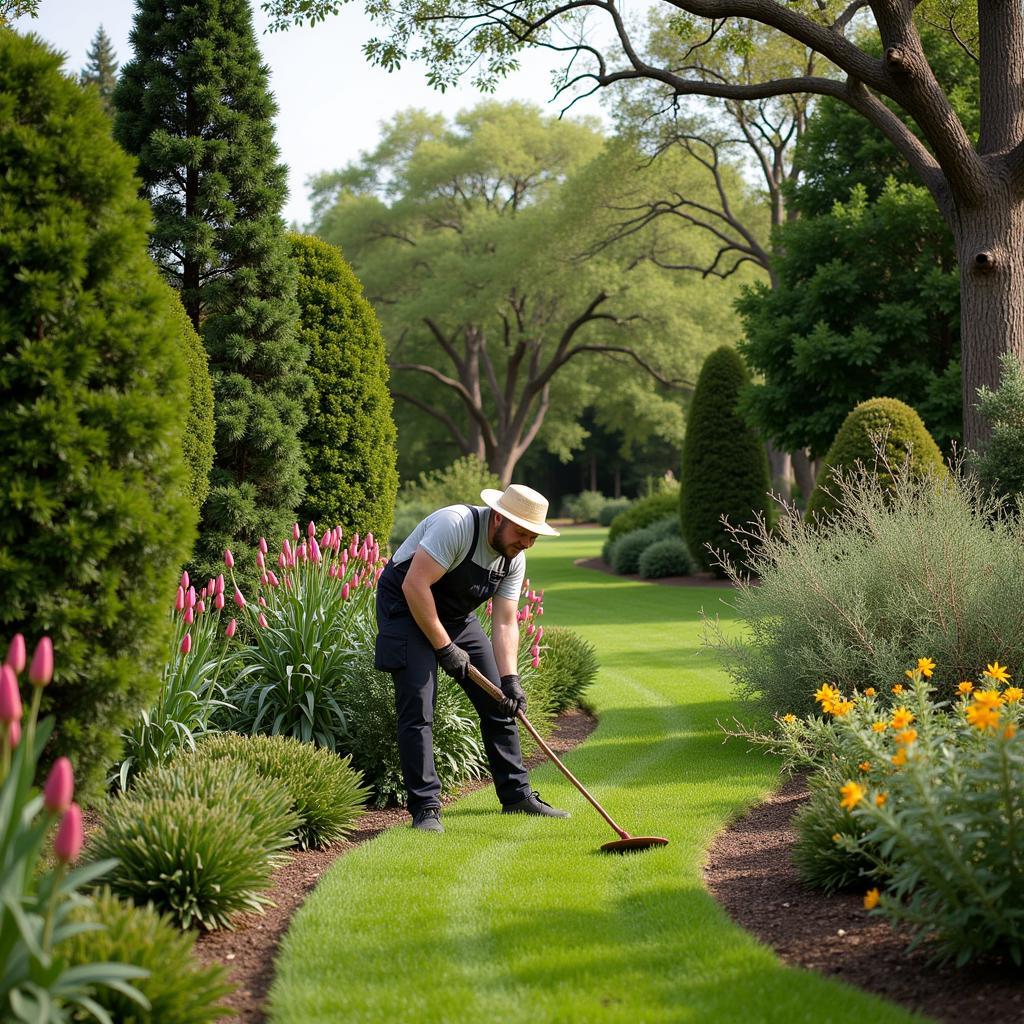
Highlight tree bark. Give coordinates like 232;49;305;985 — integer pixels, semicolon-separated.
791;448;816;501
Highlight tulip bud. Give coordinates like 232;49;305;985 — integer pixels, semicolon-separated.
530;644;540;658
180;633;192;655
174;586;185;612
186;586;196;609
366;532;374;545
180;570;190;590
7;719;20;749
532;654;540;670
486;600;493;616
293;522;301;541
5;634;26;674
54;803;83;864
257;551;265;570
0;665;22;724
298;542;307;562
310;539;322;563
29;637;53;687
234;589;246;609
278;552;288;570
215;574;225;596
342;582;350;601
341;549;349;566
197;601;206;614
207;578;216;596
44;757;73;813
321;530;331;550
307;520;316;537
258;612;268;628
259;537;268;554
536;627;543;641
215;592;225;610
226;619;237;638
268;571;279;587
526;624;534;635
258;596;267;607
224;548;234;569
184;606;194;625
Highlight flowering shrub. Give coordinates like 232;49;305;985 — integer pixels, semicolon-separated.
737;659;1024;964
0;635;148;1021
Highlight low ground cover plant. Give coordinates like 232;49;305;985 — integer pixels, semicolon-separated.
534;627;599;713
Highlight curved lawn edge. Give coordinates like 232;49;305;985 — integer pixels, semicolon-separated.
267;529;927;1024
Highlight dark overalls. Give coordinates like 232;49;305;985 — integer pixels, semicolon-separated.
374;506;531;815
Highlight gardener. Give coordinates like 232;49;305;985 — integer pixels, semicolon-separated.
375;483;570;832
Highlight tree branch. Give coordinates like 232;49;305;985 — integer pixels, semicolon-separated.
390;389;470;452
391;361;498;447
565;344;694;390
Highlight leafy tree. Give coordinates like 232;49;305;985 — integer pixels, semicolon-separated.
313;103;749;483
114;0;307;581
0;1;37;25
973;353;1024;512
681;346;771;574
290;233;398;541
265;0;1023;453
0;31;196;798
80;25;118;113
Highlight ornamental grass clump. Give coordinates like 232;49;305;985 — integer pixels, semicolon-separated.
535;627;599;713
188;732;367;849
706;449;1024;719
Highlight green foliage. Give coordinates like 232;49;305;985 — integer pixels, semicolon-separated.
290;234;398;543
638;537;694;579
561;490;610;523
706;454;1024;720
597;498;632;526
0;32;196;799
79;25;119;114
607;515;680;573
114;0;309;586
681;347;771;575
973;353;1024;510
64;887;234;1023
806;398;945;520
535;627;599;713
738;183;961;458
791;778;874;894
606;490;679;543
189;732;368;849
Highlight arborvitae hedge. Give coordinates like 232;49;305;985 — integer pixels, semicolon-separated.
681;346;772;575
290;234;397;540
0;31;196;798
806;397;946;520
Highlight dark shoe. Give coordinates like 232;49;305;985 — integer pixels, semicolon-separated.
502;791;570;818
411;807;444;832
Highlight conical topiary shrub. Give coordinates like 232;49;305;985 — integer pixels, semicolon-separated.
806;397;946;520
681;346;772;575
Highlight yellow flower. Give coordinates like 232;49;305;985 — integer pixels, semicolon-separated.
814;683;840;705
895;728;918;746
828;699;855;718
863;687;877;697
1004;724;1019;740
1004;687;1023;704
973;689;1005;710
782;713;797;723
839;781;866;810
858;761;872;773
966;702;1002;731
864;888;881;910
958;681;974;695
832;833;842;843
916;657;936;678
891;748;908;767
872;721;888;733
984;661;1012;684
875;792;888;808
904;669;915;680
892;684;905;695
890;707;915;730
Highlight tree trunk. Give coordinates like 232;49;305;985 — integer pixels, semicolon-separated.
956;193;1024;450
765;441;792;499
791;448;816;501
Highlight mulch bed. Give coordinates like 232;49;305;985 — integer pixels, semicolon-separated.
704;775;1024;1023
574;556;739;588
187;708;597;1023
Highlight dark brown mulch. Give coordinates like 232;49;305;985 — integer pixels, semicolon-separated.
704;775;1024;1023
185;709;597;1023
574;556;739;588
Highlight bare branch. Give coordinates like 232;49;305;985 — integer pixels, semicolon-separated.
566;344;694;390
390;389;470;452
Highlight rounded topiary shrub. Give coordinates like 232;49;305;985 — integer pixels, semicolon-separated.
0;32;196;799
610;529;656;575
638;537;695;579
290;234;398;542
806;397;945;520
607;490;679;544
535;627;599;712
598;498;632;526
681;346;772;576
65;887;234;1023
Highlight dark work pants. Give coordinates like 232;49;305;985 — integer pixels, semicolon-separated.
382;615;531;815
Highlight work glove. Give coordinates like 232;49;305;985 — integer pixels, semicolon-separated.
435;642;471;681
499;673;528;718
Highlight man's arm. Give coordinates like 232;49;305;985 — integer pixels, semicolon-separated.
490;596;520;677
401;547;452;650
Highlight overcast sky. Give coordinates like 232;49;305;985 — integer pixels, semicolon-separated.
15;0;604;227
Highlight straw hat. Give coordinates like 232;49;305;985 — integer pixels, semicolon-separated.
481;484;560;537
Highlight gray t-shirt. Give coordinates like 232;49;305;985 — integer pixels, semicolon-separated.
393;504;525;603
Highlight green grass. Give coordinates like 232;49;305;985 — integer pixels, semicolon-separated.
268;528;928;1023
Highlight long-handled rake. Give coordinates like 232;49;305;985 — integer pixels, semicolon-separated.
467;665;670;853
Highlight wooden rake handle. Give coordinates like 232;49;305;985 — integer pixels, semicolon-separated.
466;664;630;841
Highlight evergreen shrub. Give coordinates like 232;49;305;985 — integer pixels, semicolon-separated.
806;397;945;520
536;627;599;712
609;517;680;575
189;732;367;849
597;498;632;526
64;887;234;1023
606;490;679;544
561;490;608;523
681;346;772;575
973;353;1024;512
638;537;695;579
0;32;196;798
291;234;398;543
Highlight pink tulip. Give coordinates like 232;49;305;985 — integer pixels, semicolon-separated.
180;633;192;655
196;601;206;614
174;587;185;612
530;644;540;658
0;665;22;724
226;619;237;638
258;612;268;628
184;606;194;625
7;719;21;749
532;654;540;670
307;520;316;537
321;531;331;550
44;757;73;813
29;637;53;687
180;570;190;590
284;577;293;589
366;532;375;545
256;551;265;570
292;522;301;541
282;538;292;558
278;552;288;570
5;635;26;674
258;596;267;607
374;567;384;584
268;571;279;587
259;537;268;554
215;593;225;610
342;583;350;601
536;627;543;641
341;550;349;566
310;539;322;563
348;540;357;559
207;578;216;596
216;574;225;595
224;548;234;568
186;586;196;608
298;542;307;562
234;589;246;609
353;532;361;549
486;600;493;616
352;572;361;588
526;624;534;635
54;803;83;864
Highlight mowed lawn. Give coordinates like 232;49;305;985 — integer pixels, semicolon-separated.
268;528;925;1024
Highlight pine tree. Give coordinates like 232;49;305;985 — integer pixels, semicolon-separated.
113;0;308;581
80;25;118;113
